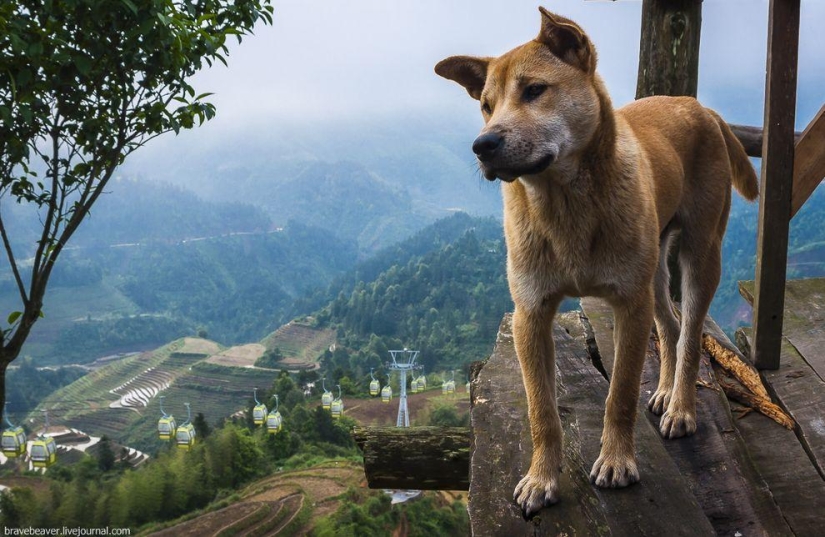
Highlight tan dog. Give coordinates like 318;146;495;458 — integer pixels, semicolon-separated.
436;7;757;518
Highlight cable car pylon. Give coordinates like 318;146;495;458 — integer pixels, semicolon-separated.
388;349;419;428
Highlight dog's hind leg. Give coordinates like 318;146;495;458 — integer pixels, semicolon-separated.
512;297;563;519
660;232;722;439
649;230;680;415
591;287;653;488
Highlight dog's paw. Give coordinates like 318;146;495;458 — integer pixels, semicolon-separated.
514;472;559;520
647;389;671;415
589;451;639;489
660;408;697;439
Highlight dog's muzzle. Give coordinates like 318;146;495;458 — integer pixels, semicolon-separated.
472;132;503;162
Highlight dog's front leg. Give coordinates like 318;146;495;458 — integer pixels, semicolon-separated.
590;289;653;488
512;298;563;519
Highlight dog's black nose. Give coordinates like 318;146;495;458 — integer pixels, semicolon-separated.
472;132;503;161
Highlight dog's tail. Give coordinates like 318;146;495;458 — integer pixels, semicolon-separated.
708;109;759;201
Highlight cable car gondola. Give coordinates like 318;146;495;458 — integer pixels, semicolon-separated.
30;410;56;468
381;374;393;403
252;388;268;426
417;371;427;391
331;385;344;420
266;395;283;434
157;396;176;441
369;368;380;397
2;403;26;458
321;377;333;410
175;403;196;450
442;371;456;395
411;377;420;394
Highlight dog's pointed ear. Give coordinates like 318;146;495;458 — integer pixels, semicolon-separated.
434;56;490;100
536;7;597;74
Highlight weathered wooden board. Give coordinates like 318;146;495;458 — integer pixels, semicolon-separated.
580;298;792;536
792;104;825;217
733;327;825;536
740;278;825;380
469;313;713;536
736;326;825;478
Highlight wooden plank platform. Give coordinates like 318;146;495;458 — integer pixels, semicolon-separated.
740;278;825;380
469;313;714;536
580;298;791;536
465;281;825;536
733;328;825;537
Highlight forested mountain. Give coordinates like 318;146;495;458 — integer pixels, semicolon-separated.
120;116;501;255
0;180;359;364
294;214;513;376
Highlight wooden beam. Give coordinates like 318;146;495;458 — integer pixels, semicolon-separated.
729;123;802;158
636;0;702;99
353;426;470;490
752;0;800;370
791;104;825;217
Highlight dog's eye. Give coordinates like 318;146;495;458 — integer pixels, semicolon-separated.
481;102;492;115
523;84;548;102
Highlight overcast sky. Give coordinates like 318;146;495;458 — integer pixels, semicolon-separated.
185;0;824;133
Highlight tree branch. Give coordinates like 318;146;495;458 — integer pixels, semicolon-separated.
31;112;62;290
0;211;29;308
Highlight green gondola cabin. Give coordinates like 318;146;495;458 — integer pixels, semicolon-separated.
1;426;27;458
158;416;176;440
176;424;196;450
30;437;57;468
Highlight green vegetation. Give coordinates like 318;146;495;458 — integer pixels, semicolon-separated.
313;487;469;537
4;359;86;416
312;215;512;377
0;0;274;427
0;373;356;531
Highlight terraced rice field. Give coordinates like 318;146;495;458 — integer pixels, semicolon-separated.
259;321;335;370
206;344;267;368
176;337;223;356
31;340;281;450
145;461;360;536
109;367;176;409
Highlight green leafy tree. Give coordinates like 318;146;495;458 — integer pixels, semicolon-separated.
0;0;273;420
193;411;212;439
97;435;116;472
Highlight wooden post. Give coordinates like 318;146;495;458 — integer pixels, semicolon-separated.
636;0;702;301
636;0;703;99
753;0;800;370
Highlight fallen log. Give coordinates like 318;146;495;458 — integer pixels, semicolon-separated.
353;426;470;490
